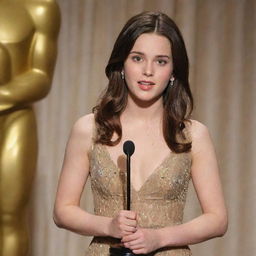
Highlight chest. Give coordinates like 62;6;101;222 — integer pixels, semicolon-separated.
90;143;192;199
105;132;172;191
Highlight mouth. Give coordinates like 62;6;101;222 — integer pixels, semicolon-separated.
138;80;155;85
137;80;155;91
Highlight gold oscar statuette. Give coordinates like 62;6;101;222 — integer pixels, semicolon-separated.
0;0;60;255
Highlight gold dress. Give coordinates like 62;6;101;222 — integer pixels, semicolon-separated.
86;140;192;256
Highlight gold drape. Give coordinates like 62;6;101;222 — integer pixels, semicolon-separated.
31;0;256;255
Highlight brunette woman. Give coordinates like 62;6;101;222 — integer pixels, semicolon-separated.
54;11;228;256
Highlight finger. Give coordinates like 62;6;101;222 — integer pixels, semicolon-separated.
123;210;137;220
124;237;142;247
124;239;144;251
117;218;136;230
123;219;137;227
118;211;136;223
121;232;139;242
122;230;135;237
118;217;136;228
132;249;146;255
122;225;137;233
128;242;143;250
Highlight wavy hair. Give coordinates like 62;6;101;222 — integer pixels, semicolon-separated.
93;11;193;153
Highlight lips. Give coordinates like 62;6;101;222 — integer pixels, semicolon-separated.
137;80;155;91
138;80;155;85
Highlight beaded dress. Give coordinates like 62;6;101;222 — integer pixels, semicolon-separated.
86;128;192;256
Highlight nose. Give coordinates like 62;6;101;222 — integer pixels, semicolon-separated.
143;61;154;77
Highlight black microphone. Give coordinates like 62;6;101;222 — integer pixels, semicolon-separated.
123;140;135;156
123;140;135;210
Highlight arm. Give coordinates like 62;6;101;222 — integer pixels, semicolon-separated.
53;114;137;237
123;120;228;254
158;121;228;245
0;1;60;111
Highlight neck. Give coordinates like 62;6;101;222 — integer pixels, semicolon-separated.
122;94;164;123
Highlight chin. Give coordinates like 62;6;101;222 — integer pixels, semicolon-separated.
130;94;163;106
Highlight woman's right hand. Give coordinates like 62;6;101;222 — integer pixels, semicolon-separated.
108;210;137;239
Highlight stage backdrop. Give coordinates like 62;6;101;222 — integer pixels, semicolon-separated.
30;0;256;256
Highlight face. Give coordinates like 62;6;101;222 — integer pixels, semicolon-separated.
123;33;173;104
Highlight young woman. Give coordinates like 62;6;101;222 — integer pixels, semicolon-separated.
54;11;228;256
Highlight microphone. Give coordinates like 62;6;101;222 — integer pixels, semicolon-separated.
123;140;135;156
123;140;135;210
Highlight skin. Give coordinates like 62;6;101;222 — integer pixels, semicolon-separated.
123;33;173;108
53;33;228;254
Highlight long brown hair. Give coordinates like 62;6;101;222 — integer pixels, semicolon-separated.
93;11;193;153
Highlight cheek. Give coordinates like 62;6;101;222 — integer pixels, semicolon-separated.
158;68;172;84
124;60;136;71
124;63;140;82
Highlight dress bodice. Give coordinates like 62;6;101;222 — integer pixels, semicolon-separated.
86;139;192;256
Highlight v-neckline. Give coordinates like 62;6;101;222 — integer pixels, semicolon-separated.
99;144;174;193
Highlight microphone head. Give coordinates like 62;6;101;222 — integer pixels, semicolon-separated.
123;140;135;156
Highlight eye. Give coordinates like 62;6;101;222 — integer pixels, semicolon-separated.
131;55;143;62
156;59;168;66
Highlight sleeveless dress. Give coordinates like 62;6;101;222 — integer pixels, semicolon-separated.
86;130;192;256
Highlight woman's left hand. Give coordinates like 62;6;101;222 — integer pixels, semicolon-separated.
121;228;161;254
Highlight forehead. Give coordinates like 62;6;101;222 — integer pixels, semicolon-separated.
131;33;171;55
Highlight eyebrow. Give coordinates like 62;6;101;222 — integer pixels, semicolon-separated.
129;51;170;59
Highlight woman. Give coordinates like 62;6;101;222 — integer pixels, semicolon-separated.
54;11;228;255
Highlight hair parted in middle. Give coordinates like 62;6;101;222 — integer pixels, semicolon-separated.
93;11;193;153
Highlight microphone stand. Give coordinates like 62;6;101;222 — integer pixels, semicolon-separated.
127;152;131;211
109;141;142;256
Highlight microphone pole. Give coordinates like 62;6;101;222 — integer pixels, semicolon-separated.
121;141;151;256
109;140;138;256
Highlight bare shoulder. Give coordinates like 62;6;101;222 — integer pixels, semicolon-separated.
72;113;95;137
187;119;209;139
186;119;213;155
69;113;95;152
